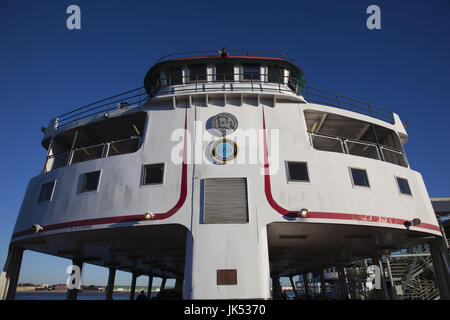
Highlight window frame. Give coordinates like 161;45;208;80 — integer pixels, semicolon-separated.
348;167;371;188
267;65;284;84
242;63;261;81
214;63;234;82
285;161;311;183
141;163;165;186
395;176;413;196
38;180;56;202
187;64;207;82
80;170;102;193
165;66;183;85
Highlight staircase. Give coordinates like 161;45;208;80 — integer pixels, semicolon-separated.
386;253;440;300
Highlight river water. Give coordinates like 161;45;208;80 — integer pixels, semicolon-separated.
15;291;157;300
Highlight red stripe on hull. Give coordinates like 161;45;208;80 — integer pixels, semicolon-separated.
12;109;189;239
261;105;440;233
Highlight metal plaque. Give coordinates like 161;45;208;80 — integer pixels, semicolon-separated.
217;269;237;285
210;113;238;136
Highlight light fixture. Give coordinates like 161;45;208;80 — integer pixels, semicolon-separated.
404;218;421;229
144;212;154;220
32;224;43;233
104;112;110;118
118;102;129;109
299;208;309;218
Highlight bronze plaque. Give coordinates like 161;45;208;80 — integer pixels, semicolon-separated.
217;269;237;285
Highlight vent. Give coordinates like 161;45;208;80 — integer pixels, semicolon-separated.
279;235;309;240
203;178;249;224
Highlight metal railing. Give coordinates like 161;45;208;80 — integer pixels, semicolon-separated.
53;77;394;131
302;86;395;124
43;136;141;172
380;146;409;167
148;72;303;97
308;132;408;167
309;133;345;153
156;49;294;63
44;151;70;172
345;140;381;160
148;73;394;124
56;88;148;128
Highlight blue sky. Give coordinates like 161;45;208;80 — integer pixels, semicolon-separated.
0;0;449;287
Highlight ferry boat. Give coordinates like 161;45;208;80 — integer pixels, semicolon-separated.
1;48;448;300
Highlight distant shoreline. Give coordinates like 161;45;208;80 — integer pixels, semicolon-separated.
16;288;171;293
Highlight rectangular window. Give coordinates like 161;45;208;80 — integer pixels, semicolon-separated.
166;66;182;85
286;161;310;182
242;64;260;80
142;163;164;185
81;170;101;193
215;64;234;81
396;177;412;195
268;66;284;83
39;181;55;202
188;64;207;82
350;168;370;187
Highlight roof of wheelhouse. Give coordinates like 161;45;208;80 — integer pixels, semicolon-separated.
143;49;305;93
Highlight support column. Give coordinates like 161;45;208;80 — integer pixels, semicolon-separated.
438;220;449;250
271;274;283;300
302;273;310;298
0;245;24;300
429;240;450;300
337;267;349;300
105;267;116;300
385;256;397;300
160;277;167;291
372;256;390;300
147;275;153;299
175;277;183;291
319;270;327;298
66;259;83;300
289;276;299;300
184;212;272;299
129;272;137;300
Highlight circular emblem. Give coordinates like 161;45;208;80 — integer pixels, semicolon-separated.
210;113;238;136
211;138;238;163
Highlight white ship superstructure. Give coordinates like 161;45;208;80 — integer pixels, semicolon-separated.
1;48;448;300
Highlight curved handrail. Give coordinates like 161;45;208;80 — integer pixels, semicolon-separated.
53;78;394;130
156;49;293;63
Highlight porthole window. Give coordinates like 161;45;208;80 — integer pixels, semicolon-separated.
142;163;165;185
350;168;370;187
39;181;55;202
80;170;101;193
396;177;412;195
286;161;310;182
210;139;238;164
